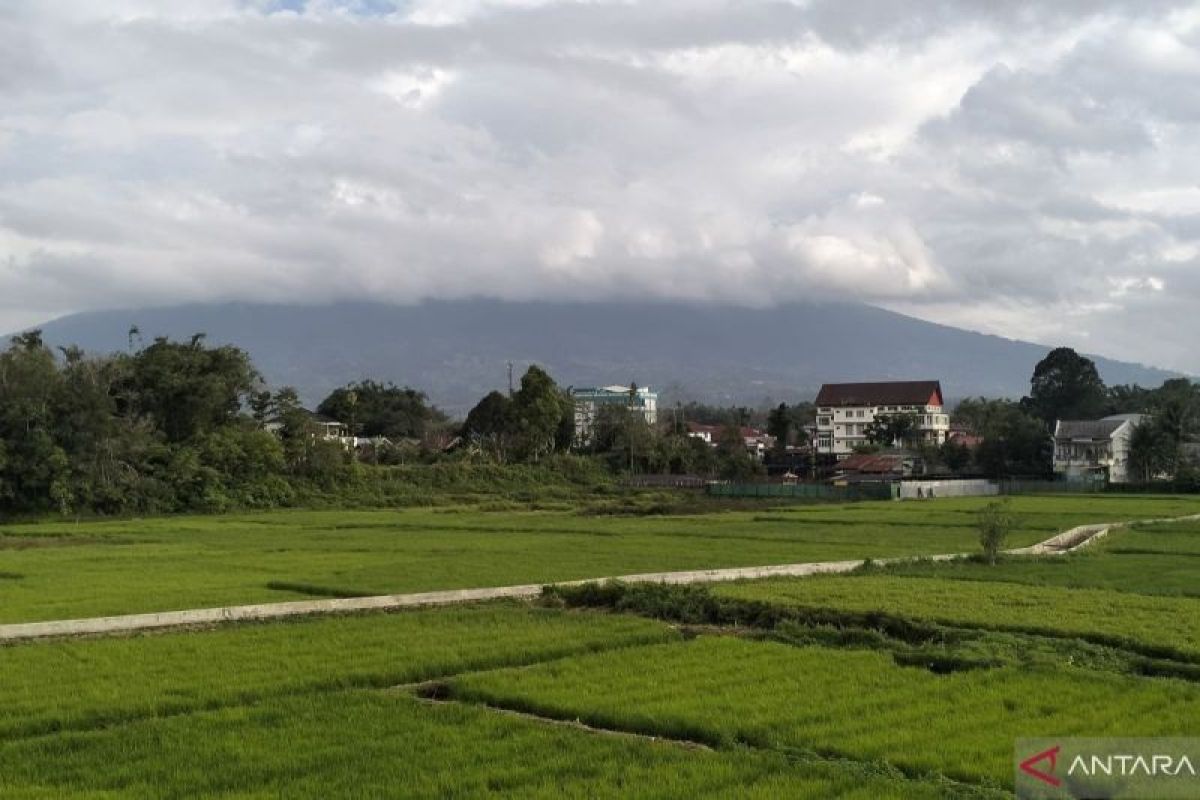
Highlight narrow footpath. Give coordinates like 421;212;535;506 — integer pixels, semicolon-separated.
3;513;1196;643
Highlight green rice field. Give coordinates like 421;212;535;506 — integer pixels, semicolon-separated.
1;494;1194;622
2;493;1199;796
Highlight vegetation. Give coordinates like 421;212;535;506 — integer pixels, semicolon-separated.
3;495;1183;623
0;604;673;739
316;380;448;440
446;636;1200;789
1022;346;1109;425
1;494;1198;796
975;500;1015;564
0;690;959;799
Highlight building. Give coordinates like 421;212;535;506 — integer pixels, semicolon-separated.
1053;414;1146;484
814;381;950;458
686;422;774;460
829;451;921;481
571;384;658;445
264;411;358;448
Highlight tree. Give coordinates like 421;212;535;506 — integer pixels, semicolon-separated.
121;335;259;443
865;413;918;448
953;397;1015;435
766;403;792;451
509;366;570;462
317;381;447;440
461;391;513;461
1128;419;1173;483
715;423;760;480
1023;347;1107;426
973;405;1052;478
940;439;972;473
977;500;1016;565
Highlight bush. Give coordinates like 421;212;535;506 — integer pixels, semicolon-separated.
977;500;1016;565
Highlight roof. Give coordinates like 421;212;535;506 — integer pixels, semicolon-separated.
686;422;766;439
832;453;908;474
815;381;943;408
1055;418;1136;439
947;431;984;448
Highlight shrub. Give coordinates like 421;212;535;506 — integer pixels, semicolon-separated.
977;500;1017;566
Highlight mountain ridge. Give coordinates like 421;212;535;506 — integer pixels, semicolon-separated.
17;300;1178;414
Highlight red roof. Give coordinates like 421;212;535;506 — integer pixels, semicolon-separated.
947;431;983;448
815;381;943;408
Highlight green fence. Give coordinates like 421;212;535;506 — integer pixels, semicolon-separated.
707;482;896;501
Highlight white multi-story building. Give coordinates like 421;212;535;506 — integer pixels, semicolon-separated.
571;384;658;445
1053;414;1145;484
814;381;950;458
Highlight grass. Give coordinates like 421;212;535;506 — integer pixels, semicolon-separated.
2;494;1196;623
447;636;1200;789
3;493;1199;796
0;603;675;741
714;574;1200;662
860;517;1200;596
0;690;965;799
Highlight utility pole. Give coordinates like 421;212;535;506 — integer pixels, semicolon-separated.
507;362;514;397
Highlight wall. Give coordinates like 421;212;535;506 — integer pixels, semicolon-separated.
898;479;998;499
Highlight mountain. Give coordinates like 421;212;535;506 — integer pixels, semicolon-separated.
19;300;1178;414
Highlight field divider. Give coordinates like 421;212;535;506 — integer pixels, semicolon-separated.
4;512;1198;643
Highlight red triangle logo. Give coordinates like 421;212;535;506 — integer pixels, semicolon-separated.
1020;744;1062;788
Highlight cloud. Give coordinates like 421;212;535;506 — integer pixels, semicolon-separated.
1;0;1200;372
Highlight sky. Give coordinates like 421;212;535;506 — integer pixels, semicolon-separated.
2;1;1199;372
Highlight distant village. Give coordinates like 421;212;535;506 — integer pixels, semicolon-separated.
305;372;1188;492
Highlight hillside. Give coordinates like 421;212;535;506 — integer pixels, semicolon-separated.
20;300;1177;413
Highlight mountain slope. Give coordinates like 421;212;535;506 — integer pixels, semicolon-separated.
20;300;1177;413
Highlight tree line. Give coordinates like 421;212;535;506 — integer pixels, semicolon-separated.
2;330;1196;517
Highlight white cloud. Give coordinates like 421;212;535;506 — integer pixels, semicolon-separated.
1;0;1200;371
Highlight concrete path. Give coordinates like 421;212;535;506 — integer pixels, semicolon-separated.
2;513;1196;643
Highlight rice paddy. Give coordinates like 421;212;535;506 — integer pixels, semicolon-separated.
2;492;1199;796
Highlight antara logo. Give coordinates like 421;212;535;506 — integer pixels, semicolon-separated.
1020;744;1063;788
1069;754;1196;778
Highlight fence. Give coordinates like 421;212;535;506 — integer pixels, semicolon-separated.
708;482;896;501
997;479;1105;495
626;475;708;489
898;479;998;499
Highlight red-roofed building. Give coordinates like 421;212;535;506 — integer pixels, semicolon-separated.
814;380;949;458
686;422;775;460
829;450;921;481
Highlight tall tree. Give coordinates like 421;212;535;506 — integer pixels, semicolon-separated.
1128;419;1173;483
317;380;446;440
973;405;1052;478
766;403;793;451
1023;347;1107;425
461;390;513;461
122;335;259;443
509;366;570;462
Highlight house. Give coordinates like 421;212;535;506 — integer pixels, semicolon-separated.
946;426;984;450
571;384;658;445
264;411;358;448
685;422;774;460
814;381;950;458
1053;414;1146;484
828;450;921;481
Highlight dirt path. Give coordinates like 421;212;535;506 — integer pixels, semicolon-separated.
2;513;1194;643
